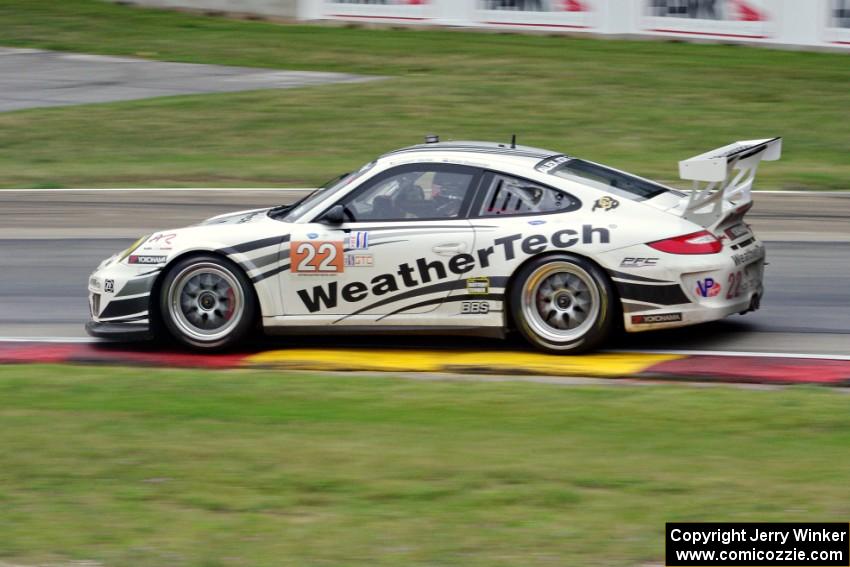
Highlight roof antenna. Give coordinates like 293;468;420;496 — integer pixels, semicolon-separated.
510;134;516;149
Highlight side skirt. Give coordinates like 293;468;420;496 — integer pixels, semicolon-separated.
263;324;506;340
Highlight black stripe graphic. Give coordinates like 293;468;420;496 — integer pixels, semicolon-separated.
99;295;149;319
607;269;672;284
377;293;504;321
219;234;289;256
252;263;290;284
615;282;689;306
115;275;157;298
334;276;509;322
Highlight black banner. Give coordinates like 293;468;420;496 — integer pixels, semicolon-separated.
666;523;849;566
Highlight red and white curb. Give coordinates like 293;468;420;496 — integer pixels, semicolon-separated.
0;340;849;386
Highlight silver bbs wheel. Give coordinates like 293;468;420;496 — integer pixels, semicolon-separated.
520;261;601;345
166;262;245;343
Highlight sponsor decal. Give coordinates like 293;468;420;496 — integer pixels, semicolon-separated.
461;301;490;314
732;244;765;267
237;212;260;224
725;223;750;240
330;0;428;4
467;277;490;295
632;313;683;324
535;155;570;173
307;232;319;240
349;231;369;250
128;255;168;265
480;0;588;12
104;279;114;293
833;0;850;29
646;0;766;21
592;196;619;212
143;232;176;251
291;241;344;274
696;277;722;298
344;253;374;267
296;225;612;312
528;219;546;226
620;257;658;268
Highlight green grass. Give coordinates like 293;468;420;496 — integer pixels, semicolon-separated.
0;1;849;188
1;364;850;566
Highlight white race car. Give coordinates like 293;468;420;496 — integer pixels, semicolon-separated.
86;137;780;353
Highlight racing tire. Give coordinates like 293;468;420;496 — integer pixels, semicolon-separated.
510;254;616;354
158;254;257;350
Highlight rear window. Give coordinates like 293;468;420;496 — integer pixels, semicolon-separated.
476;173;580;217
548;159;679;201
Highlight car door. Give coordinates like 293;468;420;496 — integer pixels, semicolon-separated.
281;163;484;320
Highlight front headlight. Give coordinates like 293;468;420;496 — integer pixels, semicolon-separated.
116;235;150;264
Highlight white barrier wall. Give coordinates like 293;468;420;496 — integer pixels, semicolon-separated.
117;0;299;18
300;0;850;50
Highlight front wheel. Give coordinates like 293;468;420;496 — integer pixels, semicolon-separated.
510;254;616;354
158;254;257;350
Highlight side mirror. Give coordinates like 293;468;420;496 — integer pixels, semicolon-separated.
320;204;346;225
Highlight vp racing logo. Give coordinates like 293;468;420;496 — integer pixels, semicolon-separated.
296;225;611;313
696;277;722;298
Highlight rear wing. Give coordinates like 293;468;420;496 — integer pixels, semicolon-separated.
678;137;782;227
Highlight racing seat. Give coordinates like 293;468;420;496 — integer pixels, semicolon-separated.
370;195;399;220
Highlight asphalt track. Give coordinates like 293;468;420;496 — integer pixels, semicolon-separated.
0;48;378;112
1;189;848;357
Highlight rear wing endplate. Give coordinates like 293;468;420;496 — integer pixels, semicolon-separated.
678;137;782;227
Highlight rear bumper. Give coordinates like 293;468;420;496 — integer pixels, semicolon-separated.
85;320;153;341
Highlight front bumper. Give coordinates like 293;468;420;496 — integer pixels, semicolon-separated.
87;255;163;340
85;320;153;341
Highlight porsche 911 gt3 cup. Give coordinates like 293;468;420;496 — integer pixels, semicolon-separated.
86;136;780;353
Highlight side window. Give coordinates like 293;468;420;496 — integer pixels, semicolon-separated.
340;166;477;221
476;173;580;217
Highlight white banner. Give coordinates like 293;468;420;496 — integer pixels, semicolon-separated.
293;0;850;49
473;0;599;31
824;0;850;46
320;0;434;22
640;0;774;41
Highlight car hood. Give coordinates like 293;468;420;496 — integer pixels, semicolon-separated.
199;208;272;226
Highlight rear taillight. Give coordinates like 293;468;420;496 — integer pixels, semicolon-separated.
648;230;722;255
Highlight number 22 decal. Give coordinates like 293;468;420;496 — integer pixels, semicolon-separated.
291;241;344;274
726;271;743;299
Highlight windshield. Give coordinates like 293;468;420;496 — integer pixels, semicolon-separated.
549;159;681;201
271;161;376;222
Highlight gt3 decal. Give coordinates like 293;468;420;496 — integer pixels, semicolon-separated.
291;241;344;274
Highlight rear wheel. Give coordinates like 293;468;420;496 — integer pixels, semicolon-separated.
159;255;256;350
510;254;615;354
